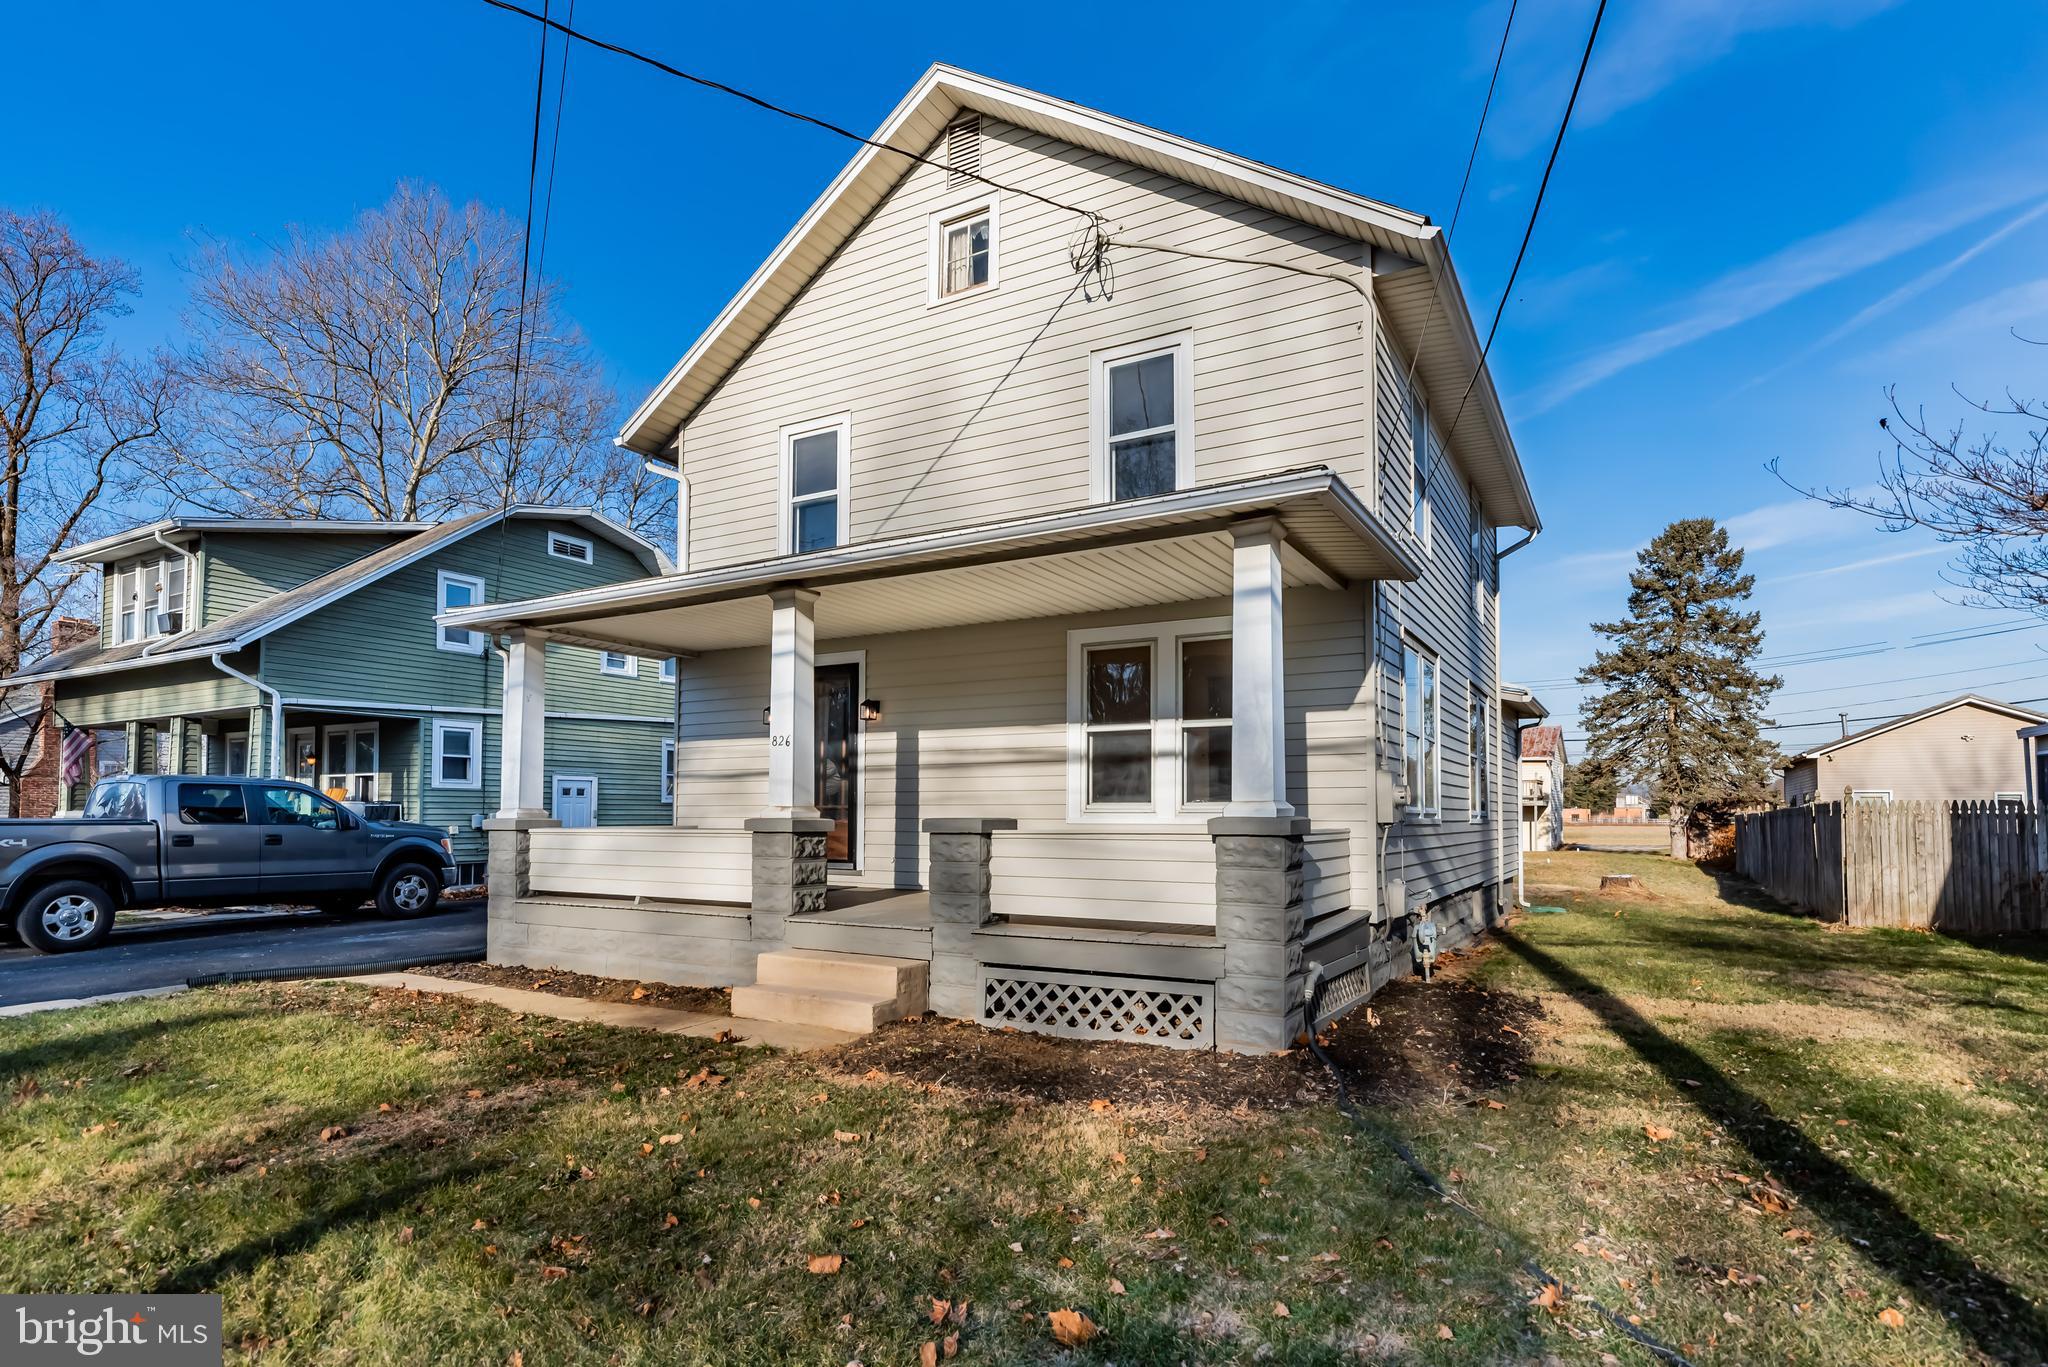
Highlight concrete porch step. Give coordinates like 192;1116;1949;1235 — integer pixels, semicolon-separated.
731;950;929;1034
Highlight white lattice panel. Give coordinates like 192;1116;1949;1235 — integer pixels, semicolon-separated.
979;967;1213;1050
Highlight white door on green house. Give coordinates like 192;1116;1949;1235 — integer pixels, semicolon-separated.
552;775;596;828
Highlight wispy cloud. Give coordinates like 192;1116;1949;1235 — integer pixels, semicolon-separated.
1764;543;1949;585
1862;273;2048;366
1525;170;2048;413
1723;496;1846;554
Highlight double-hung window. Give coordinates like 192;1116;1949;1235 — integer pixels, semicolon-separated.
436;571;486;654
929;199;997;301
600;651;638;678
781;416;850;554
433;720;482;789
1468;687;1488;822
1069;616;1231;820
1092;335;1193;502
112;552;189;644
1410;391;1431;551
1402;642;1440;818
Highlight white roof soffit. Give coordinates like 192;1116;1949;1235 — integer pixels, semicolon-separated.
615;64;1536;531
441;468;1417;653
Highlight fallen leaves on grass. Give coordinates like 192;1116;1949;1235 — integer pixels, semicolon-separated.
1108;1278;1126;1296
1878;1307;1906;1329
1046;1309;1097;1346
681;1068;725;1090
1532;1283;1564;1314
1437;1324;1455;1340
540;1265;568;1282
319;1125;347;1142
807;1254;844;1275
1272;1301;1290;1318
657;1133;683;1145
1644;1124;1675;1142
833;1129;861;1143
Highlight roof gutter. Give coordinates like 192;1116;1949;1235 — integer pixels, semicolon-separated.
141;526;202;656
210;652;283;779
1497;526;1539;560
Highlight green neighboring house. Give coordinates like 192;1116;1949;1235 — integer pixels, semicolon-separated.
5;506;675;880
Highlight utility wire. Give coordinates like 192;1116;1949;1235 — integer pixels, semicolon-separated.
478;0;1102;227
1443;0;1607;447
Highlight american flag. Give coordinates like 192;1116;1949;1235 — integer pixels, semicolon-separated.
59;724;93;787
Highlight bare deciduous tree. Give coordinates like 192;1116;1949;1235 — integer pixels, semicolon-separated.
0;207;174;682
166;182;668;531
1777;337;2048;612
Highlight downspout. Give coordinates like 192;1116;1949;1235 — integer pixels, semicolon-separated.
1499;525;1539;906
210;651;282;778
141;527;201;656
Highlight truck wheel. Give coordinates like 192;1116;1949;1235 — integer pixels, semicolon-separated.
15;880;117;953
374;863;441;920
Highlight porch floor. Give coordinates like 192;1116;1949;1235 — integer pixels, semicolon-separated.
809;887;934;929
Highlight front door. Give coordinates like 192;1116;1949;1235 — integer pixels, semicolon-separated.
287;728;318;789
816;663;859;864
552;775;596;828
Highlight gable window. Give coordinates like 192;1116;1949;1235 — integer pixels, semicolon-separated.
662;739;677;803
1409;391;1431;550
1402;641;1440;818
547;531;594;564
433;720;482;789
112;552;189;644
436;570;486;654
600;651;638;678
929;200;998;302
1469;687;1488;822
1067;615;1231;820
1092;335;1193;503
781;416;850;555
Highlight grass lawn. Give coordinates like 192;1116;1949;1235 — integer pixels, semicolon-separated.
0;852;2043;1365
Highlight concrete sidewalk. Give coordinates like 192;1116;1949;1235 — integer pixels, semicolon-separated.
331;971;857;1051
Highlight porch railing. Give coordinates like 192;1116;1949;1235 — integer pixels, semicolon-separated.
526;826;753;905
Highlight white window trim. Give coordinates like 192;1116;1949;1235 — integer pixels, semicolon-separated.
1089;332;1196;503
436;570;487;655
660;657;678;683
599;651;640;678
1064;614;1231;824
662;738;677;804
1850;789;1893;802
926;195;1001;306
111;551;193;645
319;723;382;802
546;530;595;564
817;648;867;871
1468;687;1488;824
1410;392;1432;553
1402;639;1442;821
777;414;852;556
432;719;484;790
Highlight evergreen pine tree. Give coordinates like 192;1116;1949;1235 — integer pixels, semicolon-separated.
1576;519;1781;853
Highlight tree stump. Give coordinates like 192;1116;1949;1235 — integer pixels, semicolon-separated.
1599;873;1639;892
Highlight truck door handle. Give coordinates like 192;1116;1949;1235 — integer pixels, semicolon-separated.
170;834;194;847
264;833;283;846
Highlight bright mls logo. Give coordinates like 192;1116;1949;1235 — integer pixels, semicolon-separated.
2;1296;220;1364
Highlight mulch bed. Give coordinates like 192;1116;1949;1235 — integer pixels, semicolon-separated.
408;961;733;1016
815;1015;1330;1110
1315;976;1543;1104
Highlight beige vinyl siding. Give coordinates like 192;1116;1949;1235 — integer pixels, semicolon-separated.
1797;703;2031;803
674;588;1373;908
1371;312;1503;909
678;117;1369;568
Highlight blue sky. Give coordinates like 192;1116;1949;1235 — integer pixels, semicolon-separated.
8;0;2048;755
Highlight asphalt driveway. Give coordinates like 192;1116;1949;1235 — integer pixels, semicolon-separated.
0;904;484;1009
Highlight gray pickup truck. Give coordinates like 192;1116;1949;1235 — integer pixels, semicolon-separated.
0;774;459;953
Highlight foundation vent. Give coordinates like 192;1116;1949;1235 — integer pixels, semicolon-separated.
980;966;1213;1050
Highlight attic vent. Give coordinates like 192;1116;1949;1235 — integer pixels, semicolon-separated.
546;531;594;564
944;115;982;188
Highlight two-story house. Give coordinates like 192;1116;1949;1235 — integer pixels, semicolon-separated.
445;68;1541;1052
4;507;674;880
1516;724;1567;852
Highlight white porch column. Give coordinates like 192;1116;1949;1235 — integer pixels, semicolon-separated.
496;628;550;821
1228;518;1293;818
766;588;820;817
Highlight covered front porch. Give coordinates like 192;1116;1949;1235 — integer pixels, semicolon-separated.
457;468;1418;1051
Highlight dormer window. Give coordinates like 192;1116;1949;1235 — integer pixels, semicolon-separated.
113;553;189;644
928;200;998;303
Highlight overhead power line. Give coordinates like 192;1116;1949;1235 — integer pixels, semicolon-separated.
1447;0;1519;242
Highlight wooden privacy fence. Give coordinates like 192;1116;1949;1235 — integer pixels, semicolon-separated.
1735;801;2045;934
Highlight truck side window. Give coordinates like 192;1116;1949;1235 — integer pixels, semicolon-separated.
177;783;247;825
259;786;343;831
85;782;145;820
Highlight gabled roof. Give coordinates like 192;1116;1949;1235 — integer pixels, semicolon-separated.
59;517;430;566
1785;694;2045;766
1520;725;1567;761
7;507;670;687
618;64;1537;532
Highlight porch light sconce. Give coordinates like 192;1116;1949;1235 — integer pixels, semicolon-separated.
762;707;773;727
859;698;883;723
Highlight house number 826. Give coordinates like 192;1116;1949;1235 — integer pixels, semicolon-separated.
769;734;791;747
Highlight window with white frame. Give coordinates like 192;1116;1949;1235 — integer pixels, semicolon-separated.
1468;687;1488;822
112;552;190;644
1067;616;1231;820
433;720;482;789
547;530;594;564
1469;487;1489;614
436;571;485;654
600;651;638;677
929;199;996;301
1850;789;1893;802
1402;641;1440;817
660;657;677;683
1409;391;1431;550
662;739;677;803
1092;335;1193;503
781;416;849;555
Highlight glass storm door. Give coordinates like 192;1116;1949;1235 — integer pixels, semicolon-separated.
816;664;859;864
